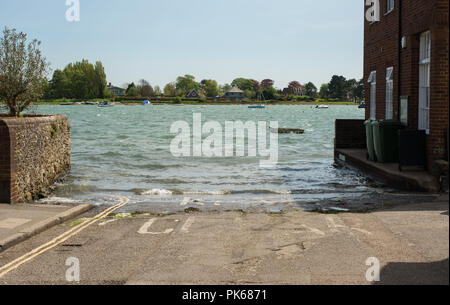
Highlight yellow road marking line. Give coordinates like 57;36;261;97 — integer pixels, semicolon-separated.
0;197;129;279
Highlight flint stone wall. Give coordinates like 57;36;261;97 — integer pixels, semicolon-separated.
0;115;70;203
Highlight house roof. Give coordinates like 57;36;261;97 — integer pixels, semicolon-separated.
186;89;199;95
107;85;125;91
226;86;244;93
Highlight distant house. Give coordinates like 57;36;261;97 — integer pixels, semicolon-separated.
106;83;126;96
282;85;304;96
186;89;201;99
223;86;244;101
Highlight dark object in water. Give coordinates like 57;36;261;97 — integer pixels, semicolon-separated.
271;128;304;134
98;102;113;108
359;102;365;109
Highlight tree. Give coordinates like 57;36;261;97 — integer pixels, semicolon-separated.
352;79;364;102
48;69;70;98
319;84;329;99
304;82;317;97
251;80;261;91
344;78;358;102
244;90;255;99
94;61;107;98
261;79;275;89
0;27;48;116
328;75;347;99
127;86;140;97
231;78;255;91
154;85;162;96
68;60;98;98
164;82;176;96
220;84;231;95
126;82;136;95
137;79;154;97
262;87;277;100
200;79;218;97
47;59;101;99
176;75;199;96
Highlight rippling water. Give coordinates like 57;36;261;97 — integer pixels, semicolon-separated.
33;104;412;212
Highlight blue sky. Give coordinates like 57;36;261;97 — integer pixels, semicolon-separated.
0;0;364;89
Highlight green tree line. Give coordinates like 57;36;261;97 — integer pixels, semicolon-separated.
43;60;364;102
44;60;107;99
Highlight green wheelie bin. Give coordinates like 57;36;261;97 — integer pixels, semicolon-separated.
373;120;403;163
364;120;376;161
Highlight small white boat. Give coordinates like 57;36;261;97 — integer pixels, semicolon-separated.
316;105;329;109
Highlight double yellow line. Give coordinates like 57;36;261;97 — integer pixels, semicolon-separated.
0;197;129;280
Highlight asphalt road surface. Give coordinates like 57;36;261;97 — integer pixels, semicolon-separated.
0;196;448;285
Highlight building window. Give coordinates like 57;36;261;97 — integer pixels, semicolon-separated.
368;71;377;120
385;67;394;120
387;0;394;13
419;31;431;134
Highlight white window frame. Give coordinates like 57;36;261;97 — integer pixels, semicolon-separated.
368;71;377;120
419;31;431;134
386;0;394;13
385;67;394;120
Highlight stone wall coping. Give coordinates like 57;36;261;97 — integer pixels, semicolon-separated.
0;114;68;128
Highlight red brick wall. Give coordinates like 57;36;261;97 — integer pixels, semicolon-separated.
364;0;449;171
364;0;400;121
429;0;449;164
0;120;15;203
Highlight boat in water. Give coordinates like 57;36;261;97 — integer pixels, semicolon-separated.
358;102;366;109
248;105;265;109
97;102;113;108
316;105;329;109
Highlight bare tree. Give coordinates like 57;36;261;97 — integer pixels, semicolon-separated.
0;27;48;116
137;79;154;97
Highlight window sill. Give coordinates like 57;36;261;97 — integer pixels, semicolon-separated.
385;9;394;16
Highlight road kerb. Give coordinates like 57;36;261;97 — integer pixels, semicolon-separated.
0;204;94;252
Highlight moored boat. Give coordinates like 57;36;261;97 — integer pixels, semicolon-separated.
97;102;113;108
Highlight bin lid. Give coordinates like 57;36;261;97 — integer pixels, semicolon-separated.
364;120;374;125
377;120;402;126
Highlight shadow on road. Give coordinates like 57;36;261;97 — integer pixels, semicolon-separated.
375;258;449;285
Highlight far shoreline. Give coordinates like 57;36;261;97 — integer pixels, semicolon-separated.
36;99;362;106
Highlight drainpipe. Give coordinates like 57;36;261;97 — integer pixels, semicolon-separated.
397;0;402;121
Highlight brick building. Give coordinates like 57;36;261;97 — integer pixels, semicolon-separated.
364;0;449;171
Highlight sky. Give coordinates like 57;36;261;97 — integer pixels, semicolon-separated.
0;0;364;89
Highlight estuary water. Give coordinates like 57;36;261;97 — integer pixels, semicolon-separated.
33;105;413;213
